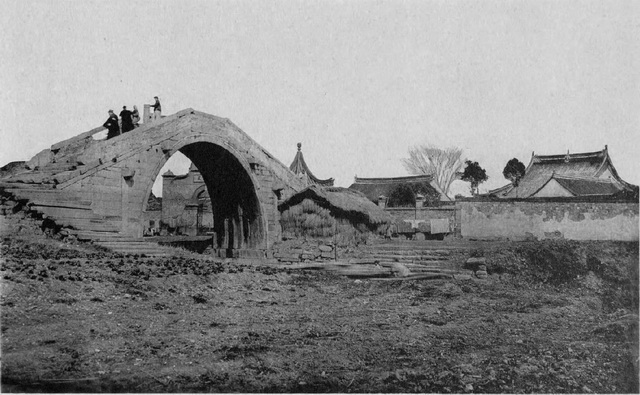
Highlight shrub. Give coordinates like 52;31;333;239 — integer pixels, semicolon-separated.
487;240;586;284
586;249;639;312
515;240;586;284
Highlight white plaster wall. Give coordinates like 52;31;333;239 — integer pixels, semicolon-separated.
533;179;573;198
460;201;639;241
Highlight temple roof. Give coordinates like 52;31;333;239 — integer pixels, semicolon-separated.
289;143;335;187
489;146;635;198
536;175;622;197
349;174;450;202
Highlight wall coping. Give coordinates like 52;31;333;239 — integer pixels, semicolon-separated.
385;206;455;211
457;196;638;204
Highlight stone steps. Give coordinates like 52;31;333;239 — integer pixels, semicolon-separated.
364;246;456;254
343;240;475;275
374;258;453;266
29;200;93;210
33;206;99;220
367;242;472;251
59;218;121;233
68;230;126;241
0;182;55;191
378;262;462;274
367;254;450;262
1;186;122;237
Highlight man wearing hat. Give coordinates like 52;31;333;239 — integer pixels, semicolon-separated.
150;96;162;121
103;110;120;140
120;106;134;133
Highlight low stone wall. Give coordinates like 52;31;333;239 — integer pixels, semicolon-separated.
385;206;456;235
271;239;338;262
457;200;639;241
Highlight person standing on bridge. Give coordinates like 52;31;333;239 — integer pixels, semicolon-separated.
120;106;134;133
131;105;141;128
149;96;161;121
103;110;120;140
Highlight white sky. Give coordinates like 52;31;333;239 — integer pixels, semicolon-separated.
1;0;639;197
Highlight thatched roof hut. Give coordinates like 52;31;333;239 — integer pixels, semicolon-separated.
278;186;392;243
279;185;391;225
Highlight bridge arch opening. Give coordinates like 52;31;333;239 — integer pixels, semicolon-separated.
145;142;265;254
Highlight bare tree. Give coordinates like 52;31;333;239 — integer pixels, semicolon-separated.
402;145;465;197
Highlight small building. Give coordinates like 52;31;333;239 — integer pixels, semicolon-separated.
160;164;213;235
348;174;450;208
489;146;637;199
289;143;334;187
278;185;391;245
142;193;162;235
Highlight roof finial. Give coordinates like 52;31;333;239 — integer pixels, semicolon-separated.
297;142;302;151
604;144;608;152
564;149;570;162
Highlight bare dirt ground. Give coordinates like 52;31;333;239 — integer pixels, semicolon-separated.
1;234;638;393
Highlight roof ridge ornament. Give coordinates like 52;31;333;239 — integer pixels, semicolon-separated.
289;142;335;186
564;149;570;163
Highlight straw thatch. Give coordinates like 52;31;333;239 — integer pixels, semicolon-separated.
279;186;392;225
278;186;392;242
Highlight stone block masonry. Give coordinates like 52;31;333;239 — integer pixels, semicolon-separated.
1;108;307;253
385;206;457;236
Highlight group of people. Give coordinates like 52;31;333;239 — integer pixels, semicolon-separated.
103;96;162;140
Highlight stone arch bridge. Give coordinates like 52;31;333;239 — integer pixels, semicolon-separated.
0;109;305;256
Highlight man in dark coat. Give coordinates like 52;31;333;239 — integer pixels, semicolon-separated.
150;96;161;121
103;110;120;140
120;106;134;133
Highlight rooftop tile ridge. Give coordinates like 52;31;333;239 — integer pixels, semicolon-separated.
354;174;434;183
533;149;606;162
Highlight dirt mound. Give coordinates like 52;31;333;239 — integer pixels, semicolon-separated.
1;233;638;392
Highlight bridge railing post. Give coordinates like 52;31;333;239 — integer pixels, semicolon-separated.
143;104;152;124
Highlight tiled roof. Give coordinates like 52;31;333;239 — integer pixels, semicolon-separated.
487;183;513;196
490;146;635;198
348;174;448;202
289;143;334;187
550;176;621;196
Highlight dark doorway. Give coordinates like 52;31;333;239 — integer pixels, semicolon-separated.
178;142;264;252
